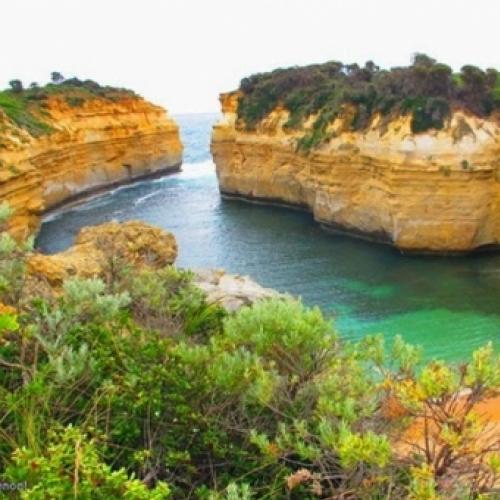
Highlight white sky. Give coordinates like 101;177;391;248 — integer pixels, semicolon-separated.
2;0;500;114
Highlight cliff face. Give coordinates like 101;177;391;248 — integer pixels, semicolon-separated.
0;95;182;238
211;92;500;253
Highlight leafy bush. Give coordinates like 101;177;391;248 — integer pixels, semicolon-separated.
5;425;171;499
236;54;500;151
0;207;498;498
0;202;33;305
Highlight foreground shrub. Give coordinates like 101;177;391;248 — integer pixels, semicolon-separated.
5;425;170;499
0;209;497;498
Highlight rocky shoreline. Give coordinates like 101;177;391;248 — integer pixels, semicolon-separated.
27;220;278;312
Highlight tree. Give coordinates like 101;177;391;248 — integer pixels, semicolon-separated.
458;65;488;114
485;68;498;89
8;79;23;93
364;60;380;74
412;53;437;68
50;71;65;84
29;82;39;89
461;65;486;91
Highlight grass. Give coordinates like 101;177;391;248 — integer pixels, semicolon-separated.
0;91;54;137
0;79;138;137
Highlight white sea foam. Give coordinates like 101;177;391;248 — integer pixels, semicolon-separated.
41;161;215;222
133;191;161;206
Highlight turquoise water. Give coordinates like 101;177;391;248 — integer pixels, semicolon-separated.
36;113;500;362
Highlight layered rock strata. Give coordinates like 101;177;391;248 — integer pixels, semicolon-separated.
0;96;182;238
211;92;500;253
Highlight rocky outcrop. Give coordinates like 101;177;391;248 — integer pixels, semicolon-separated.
193;268;279;311
27;220;178;287
26;221;277;311
211;92;500;253
0;95;182;238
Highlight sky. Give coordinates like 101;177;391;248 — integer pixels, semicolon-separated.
2;0;500;114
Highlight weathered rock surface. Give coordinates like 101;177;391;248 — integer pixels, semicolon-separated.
0;96;182;238
26;221;276;311
211;92;500;253
27;220;178;287
193;268;279;311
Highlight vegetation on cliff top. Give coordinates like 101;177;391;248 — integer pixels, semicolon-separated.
0;204;498;498
0;74;137;137
236;54;500;151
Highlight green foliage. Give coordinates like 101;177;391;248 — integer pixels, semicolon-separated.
50;71;64;84
4;425;171;499
0;91;54;137
129;266;225;337
66;95;85;107
0;201;13;223
402;96;450;133
0;205;32;305
237;54;500;151
0;312;19;332
0;207;497;498
8;79;23;93
0;77;137;137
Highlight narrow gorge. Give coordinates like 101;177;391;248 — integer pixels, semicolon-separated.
0;58;498;498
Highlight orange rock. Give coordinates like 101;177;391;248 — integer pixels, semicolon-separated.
0;95;183;239
391;394;500;457
27;220;177;288
211;92;500;253
0;303;17;315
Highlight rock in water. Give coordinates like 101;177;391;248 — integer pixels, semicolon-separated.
193;268;279;312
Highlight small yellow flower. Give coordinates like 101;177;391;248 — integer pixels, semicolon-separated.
0;303;17;315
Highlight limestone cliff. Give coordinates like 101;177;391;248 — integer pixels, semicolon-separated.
211;92;500;253
0;94;182;238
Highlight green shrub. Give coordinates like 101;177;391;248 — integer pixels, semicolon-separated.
236;55;499;151
66;96;85;107
4;425;171;499
0;207;497;498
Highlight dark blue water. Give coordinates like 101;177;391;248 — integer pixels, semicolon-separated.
37;113;500;362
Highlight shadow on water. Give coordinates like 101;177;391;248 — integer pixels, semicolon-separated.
36;113;500;362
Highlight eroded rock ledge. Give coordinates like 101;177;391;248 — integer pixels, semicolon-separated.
0;95;182;238
211;92;500;253
27;221;277;311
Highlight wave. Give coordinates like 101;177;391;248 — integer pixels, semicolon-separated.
133;191;161;206
42;192;114;222
41;161;215;223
